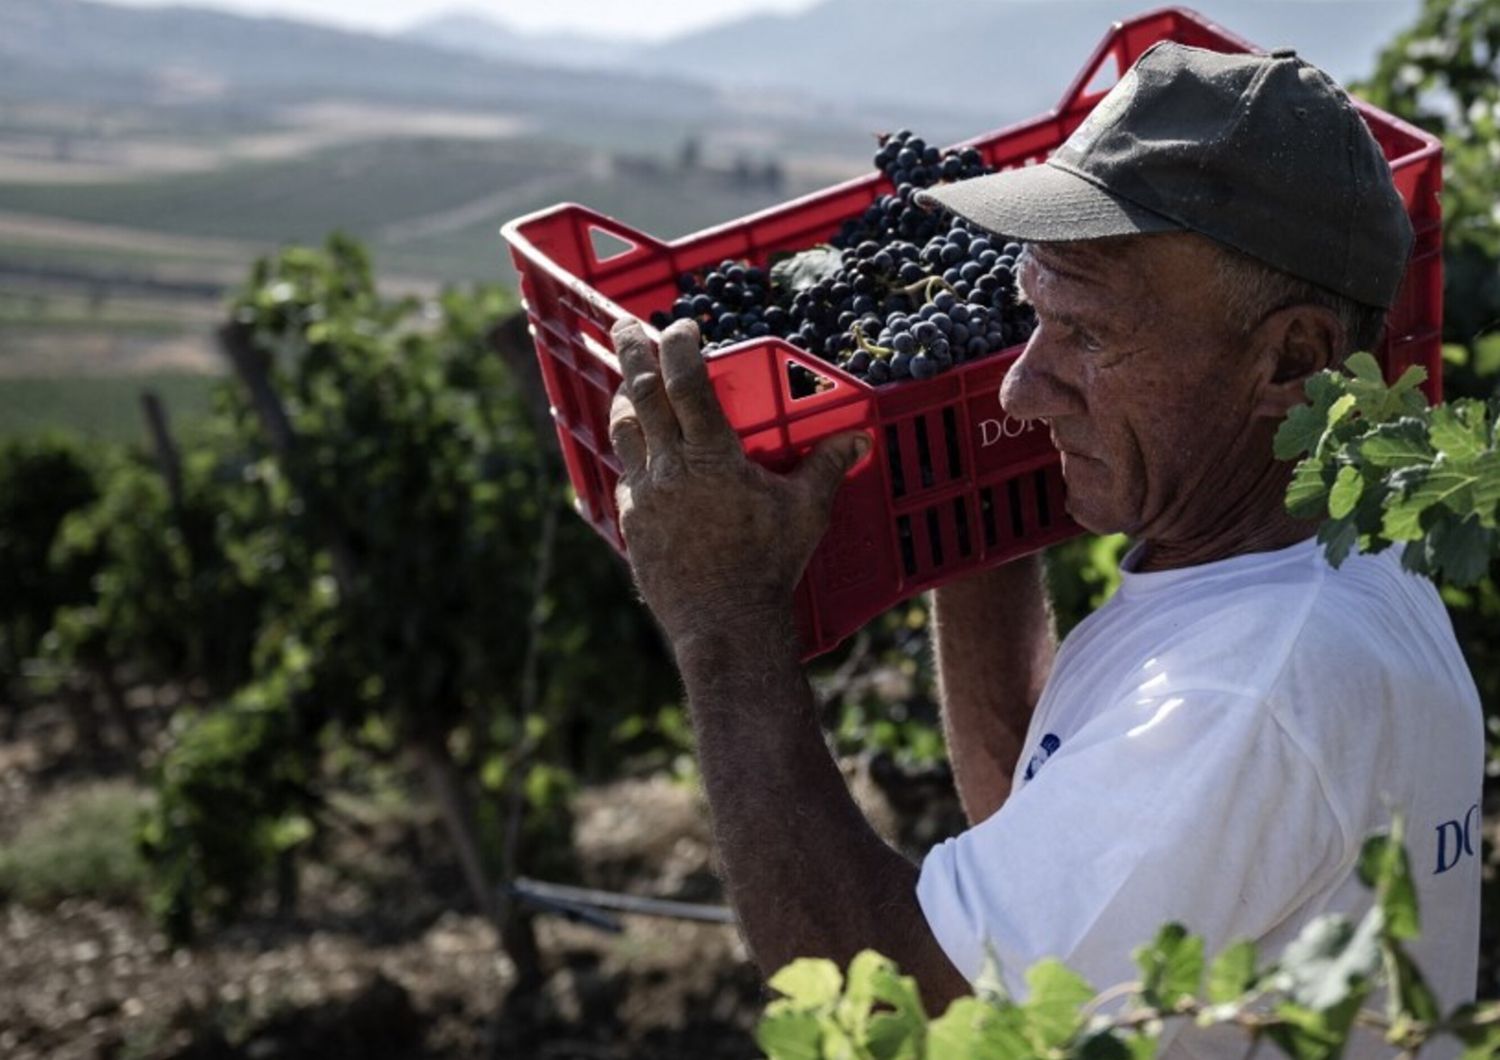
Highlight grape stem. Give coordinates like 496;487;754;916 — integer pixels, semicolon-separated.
851;322;893;360
899;275;956;305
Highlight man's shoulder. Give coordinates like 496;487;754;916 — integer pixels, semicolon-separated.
1062;541;1466;709
1284;544;1465;687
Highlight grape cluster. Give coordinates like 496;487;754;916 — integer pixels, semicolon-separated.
647;128;1036;388
657;261;786;347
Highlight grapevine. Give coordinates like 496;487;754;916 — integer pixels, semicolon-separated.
1274;351;1500;585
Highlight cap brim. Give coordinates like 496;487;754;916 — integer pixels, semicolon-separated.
914;161;1182;242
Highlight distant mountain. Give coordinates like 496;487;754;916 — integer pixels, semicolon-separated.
0;0;714;122
635;0;1420;122
405;10;629;71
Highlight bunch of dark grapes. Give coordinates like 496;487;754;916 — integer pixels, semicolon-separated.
648;129;1037;388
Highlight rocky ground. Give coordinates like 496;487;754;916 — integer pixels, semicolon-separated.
0;693;958;1059
0;696;763;1059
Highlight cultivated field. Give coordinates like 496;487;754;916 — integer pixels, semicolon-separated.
0;96;860;443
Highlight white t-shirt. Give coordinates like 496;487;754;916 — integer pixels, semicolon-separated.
917;537;1484;1058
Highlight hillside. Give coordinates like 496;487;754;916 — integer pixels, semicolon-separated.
0;0;715;121
404;11;627;72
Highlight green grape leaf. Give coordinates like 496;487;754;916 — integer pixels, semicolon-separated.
863;961;927;1060
1275;373;1347;461
1342;354;1430;423
767;957;842;1007
1076;1030;1160;1060
1316;516;1360;568
1325;393;1358;431
770;245;845;293
1424;515;1498;587
840;949;888;1012
1268;995;1365;1060
1358;419;1436;468
1472;450;1500;527
928;998;1031;1060
1273;911;1381;1012
1407;454;1483;517
1430;400;1490;462
754;1005;826;1060
1345;351;1384;383
1125;1031;1160;1060
1385;947;1441;1026
1382;477;1433;541
1453;1005;1500;1060
1328;465;1364;519
1021;959;1094;1048
1075;1033;1136;1060
1286;460;1332;518
1207;939;1258;1004
1134;923;1204;1010
1356;833;1420;940
1388;363;1429;399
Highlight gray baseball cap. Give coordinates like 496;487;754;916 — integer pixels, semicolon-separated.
917;42;1413;310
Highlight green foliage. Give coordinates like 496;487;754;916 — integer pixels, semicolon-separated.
138;643;319;941
1353;0;1500;257
123;234;681;937
1134;924;1203;1012
1352;0;1500;398
770;245;847;294
0;782;152;907
46;445;263;697
756;833;1499;1060
224;234;677;756
0;434;100;689
757;951;927;1060
1046;534;1128;639
823;600;948;768
1275;352;1500;584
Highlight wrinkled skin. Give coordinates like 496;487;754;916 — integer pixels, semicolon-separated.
1007;233;1341;568
608;318;868;646
604;231;1343;1009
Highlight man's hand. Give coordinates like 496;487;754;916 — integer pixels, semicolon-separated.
604;318;967;1011
608;318;869;646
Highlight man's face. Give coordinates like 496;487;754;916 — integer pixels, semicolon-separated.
1003;233;1271;539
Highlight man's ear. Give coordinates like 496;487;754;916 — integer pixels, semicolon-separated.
1250;305;1344;419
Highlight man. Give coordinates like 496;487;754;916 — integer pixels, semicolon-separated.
605;42;1483;1053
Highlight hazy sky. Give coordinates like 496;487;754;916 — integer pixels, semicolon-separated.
102;0;823;40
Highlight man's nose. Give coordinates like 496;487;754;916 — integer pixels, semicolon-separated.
998;328;1086;422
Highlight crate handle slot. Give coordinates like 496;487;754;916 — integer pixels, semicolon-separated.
589;226;637;263
573;208;670;271
775;343;861;412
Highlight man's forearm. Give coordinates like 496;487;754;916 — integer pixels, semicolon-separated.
931;553;1057;825
673;614;970;1013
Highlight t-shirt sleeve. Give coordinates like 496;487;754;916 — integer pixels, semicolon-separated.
916;690;1348;995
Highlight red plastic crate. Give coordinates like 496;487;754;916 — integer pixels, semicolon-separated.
501;5;1444;659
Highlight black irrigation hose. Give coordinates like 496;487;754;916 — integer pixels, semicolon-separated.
507;878;736;934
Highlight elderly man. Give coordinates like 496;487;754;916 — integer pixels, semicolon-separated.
605;41;1483;1052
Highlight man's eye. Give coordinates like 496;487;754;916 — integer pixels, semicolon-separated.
1077;329;1104;353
